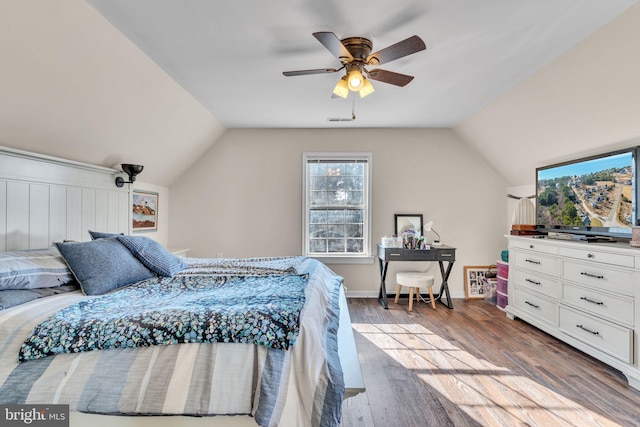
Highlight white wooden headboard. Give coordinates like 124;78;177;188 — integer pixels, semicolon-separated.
0;146;129;251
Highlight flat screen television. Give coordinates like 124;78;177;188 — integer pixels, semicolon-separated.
536;147;640;240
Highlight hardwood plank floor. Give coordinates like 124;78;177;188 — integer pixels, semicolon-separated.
341;298;640;427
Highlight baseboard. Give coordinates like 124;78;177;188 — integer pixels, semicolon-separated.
345;290;466;299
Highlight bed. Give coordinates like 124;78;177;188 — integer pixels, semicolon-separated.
0;244;360;426
0;147;364;426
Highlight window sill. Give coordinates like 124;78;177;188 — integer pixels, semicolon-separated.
309;255;375;265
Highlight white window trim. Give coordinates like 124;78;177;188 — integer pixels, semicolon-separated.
302;152;373;264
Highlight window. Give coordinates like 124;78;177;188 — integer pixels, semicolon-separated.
303;153;372;260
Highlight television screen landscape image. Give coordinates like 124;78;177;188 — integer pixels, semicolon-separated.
536;150;635;235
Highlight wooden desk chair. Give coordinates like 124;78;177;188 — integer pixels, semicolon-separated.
395;271;436;311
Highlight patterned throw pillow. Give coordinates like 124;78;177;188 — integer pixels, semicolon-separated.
0;248;74;290
116;235;186;277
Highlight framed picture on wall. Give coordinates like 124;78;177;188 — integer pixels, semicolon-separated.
132;190;158;232
464;265;490;299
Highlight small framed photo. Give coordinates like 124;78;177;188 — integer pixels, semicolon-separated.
132;190;158;232
394;214;423;237
464;265;490;299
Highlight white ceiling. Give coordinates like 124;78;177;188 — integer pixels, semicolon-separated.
86;0;637;129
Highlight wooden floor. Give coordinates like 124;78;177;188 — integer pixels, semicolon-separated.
341;298;640;427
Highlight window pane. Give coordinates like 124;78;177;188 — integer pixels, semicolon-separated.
327;176;344;190
310;210;327;224
327;190;347;205
347;239;363;252
309;163;327;176
327;224;345;238
346;163;363;176
328;239;345;252
347;191;363;205
310;224;327;238
310;191;326;205
346;224;363;238
328;210;345;223
346;210;363;223
310;239;327;253
346;176;363;190
310;176;327;190
327;163;345;176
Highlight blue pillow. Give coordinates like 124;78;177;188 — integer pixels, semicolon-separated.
116;235;186;277
88;230;124;240
55;238;155;295
0;248;74;290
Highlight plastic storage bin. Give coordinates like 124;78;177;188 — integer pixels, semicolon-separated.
497;276;508;294
497;292;508;310
483;278;497;305
496;260;509;279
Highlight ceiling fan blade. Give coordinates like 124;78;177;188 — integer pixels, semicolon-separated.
283;68;339;77
313;32;353;62
366;69;414;87
366;35;426;66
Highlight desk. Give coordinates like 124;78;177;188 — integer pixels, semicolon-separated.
377;244;456;309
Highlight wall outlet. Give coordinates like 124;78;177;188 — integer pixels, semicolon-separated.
217;253;223;258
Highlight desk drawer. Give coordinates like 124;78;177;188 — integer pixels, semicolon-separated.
559;305;633;364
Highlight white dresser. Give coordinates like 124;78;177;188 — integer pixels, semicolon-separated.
506;235;640;390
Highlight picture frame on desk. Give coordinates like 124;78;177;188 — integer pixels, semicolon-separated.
464;265;490;299
394;214;423;237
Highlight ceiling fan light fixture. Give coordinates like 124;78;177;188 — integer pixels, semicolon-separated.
359;78;375;98
347;66;364;91
333;77;349;99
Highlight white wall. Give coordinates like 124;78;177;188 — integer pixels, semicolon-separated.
169;128;508;298
455;3;640;188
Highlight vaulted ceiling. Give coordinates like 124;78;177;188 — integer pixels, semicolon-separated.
86;0;636;128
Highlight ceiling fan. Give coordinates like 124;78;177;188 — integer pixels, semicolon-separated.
283;31;426;98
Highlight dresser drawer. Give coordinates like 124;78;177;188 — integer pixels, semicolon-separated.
512;287;557;326
562;260;633;296
559;246;634;268
512;268;558;299
561;283;634;327
512;251;560;276
510;239;558;255
559;305;633;364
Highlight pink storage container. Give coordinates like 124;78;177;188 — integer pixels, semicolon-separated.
497;276;508;294
497;292;508;309
496;260;509;279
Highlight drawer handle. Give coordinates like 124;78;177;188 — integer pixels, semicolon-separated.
529;244;534;249
525;301;540;309
525;259;541;265
576;324;600;335
580;272;604;279
440;253;452;257
587;253;594;259
580;296;604;305
390;253;401;256
525;278;541;286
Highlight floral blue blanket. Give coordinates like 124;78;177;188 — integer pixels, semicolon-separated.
19;272;308;361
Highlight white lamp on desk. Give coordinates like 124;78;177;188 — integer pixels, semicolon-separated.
424;221;442;246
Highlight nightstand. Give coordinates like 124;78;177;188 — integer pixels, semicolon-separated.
169;248;190;258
